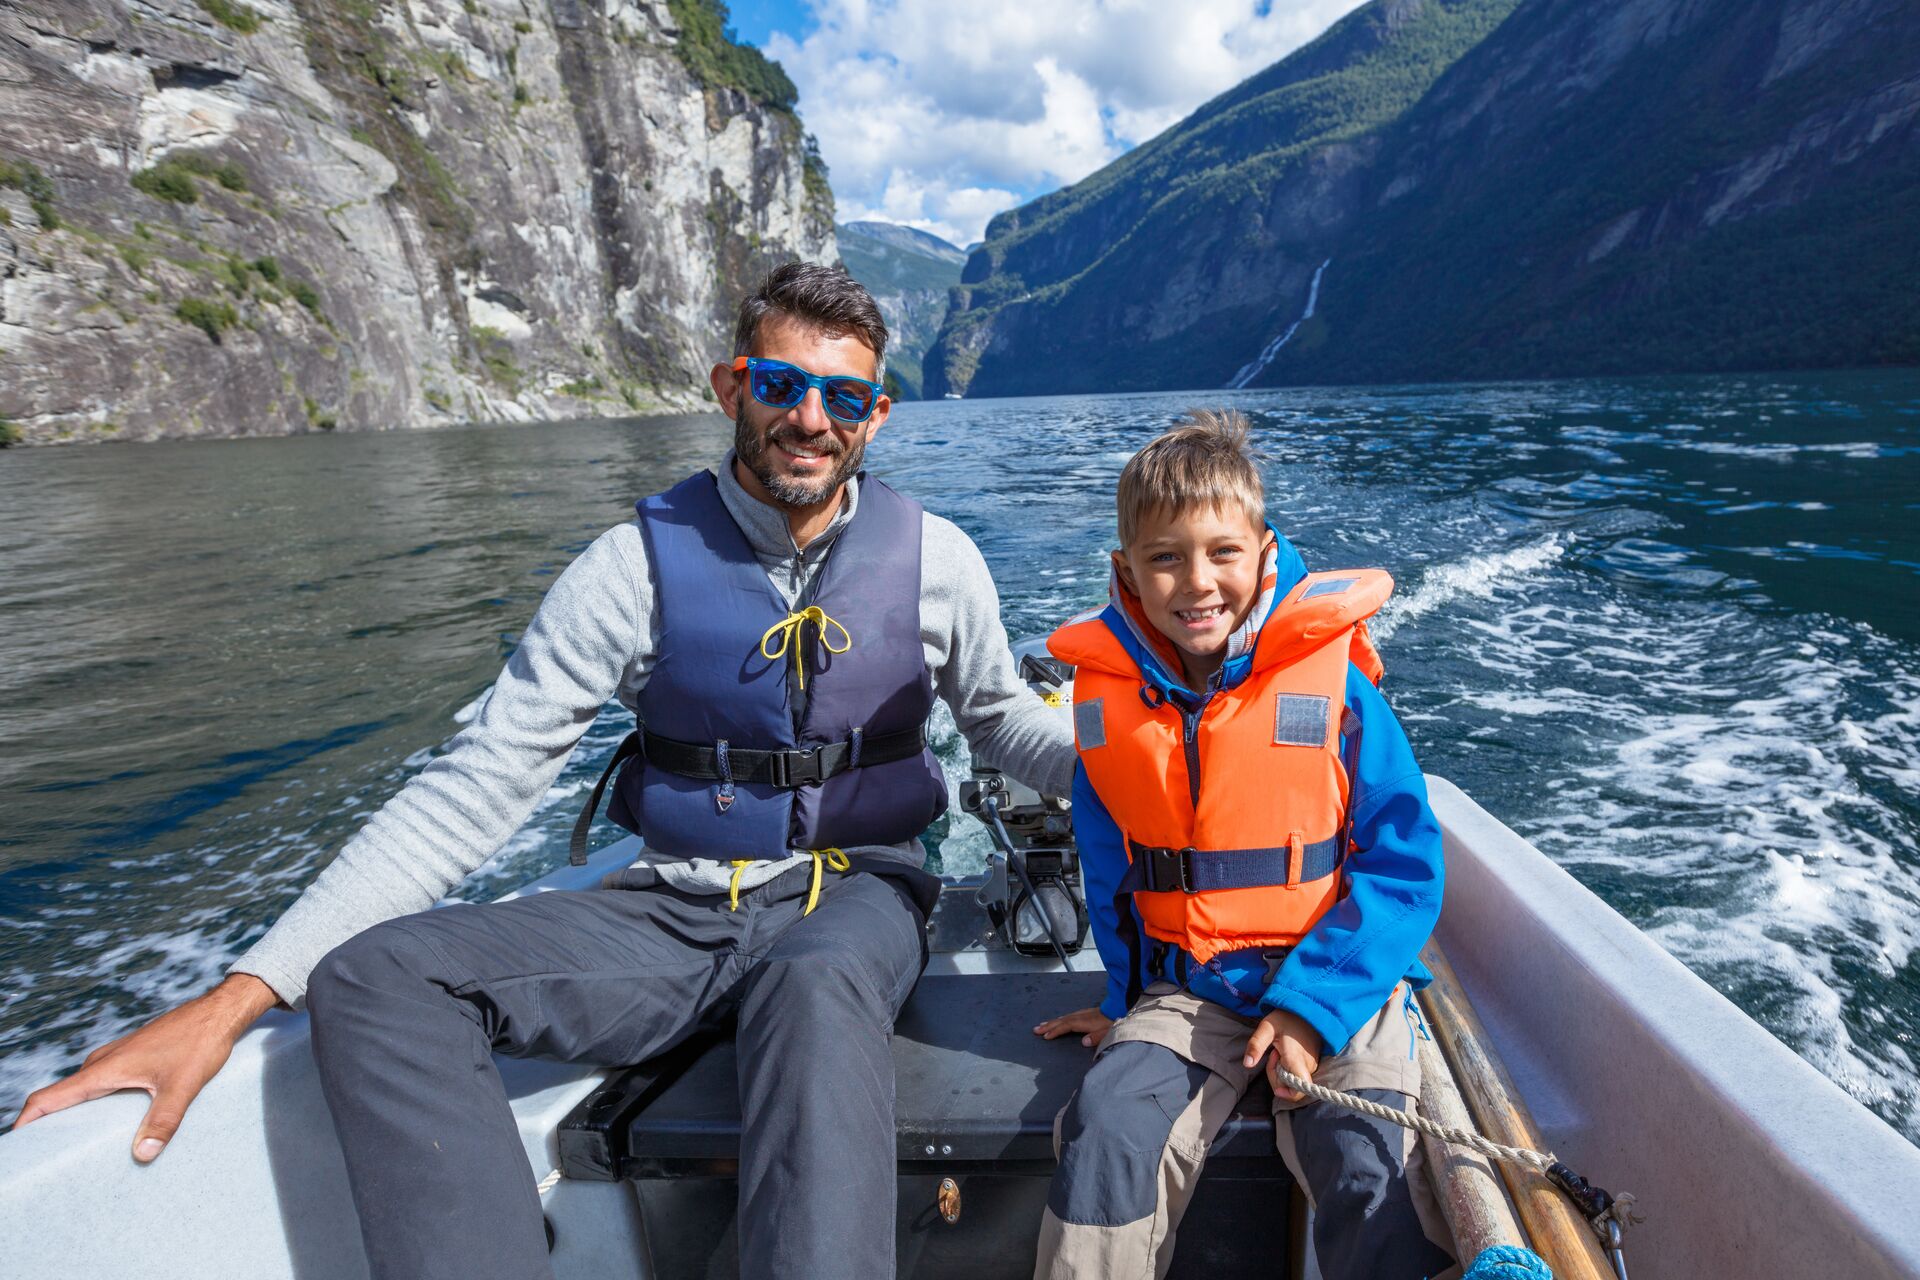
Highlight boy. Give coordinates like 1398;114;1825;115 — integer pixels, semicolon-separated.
1033;410;1455;1280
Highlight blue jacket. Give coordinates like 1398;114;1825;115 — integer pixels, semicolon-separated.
1075;529;1444;1054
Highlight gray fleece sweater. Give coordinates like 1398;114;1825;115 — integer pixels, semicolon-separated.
232;456;1077;1006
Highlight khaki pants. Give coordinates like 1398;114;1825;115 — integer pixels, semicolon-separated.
1035;982;1454;1280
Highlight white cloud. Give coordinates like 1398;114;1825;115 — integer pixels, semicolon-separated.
768;0;1367;246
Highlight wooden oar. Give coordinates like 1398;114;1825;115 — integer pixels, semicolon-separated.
1419;940;1614;1280
1416;1030;1527;1261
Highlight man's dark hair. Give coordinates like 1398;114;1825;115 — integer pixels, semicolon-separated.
733;261;889;377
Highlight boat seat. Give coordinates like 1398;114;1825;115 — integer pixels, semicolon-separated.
559;970;1293;1277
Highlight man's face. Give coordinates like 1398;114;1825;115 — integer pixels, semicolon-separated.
712;312;890;511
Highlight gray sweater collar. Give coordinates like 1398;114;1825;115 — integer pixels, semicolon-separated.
714;451;860;559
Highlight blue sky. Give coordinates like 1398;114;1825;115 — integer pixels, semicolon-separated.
722;0;810;47
718;0;1366;248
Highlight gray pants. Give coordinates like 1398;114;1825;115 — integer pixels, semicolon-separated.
305;863;928;1280
1037;984;1454;1280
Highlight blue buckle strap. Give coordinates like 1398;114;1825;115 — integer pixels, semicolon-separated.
1125;837;1343;893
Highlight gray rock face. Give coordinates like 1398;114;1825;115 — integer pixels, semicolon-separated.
0;0;835;445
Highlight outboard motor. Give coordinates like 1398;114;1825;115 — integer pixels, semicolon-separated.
963;641;1089;961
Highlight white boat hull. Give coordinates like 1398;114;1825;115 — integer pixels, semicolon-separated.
3;778;1917;1277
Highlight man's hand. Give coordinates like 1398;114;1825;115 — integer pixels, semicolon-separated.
1034;1006;1115;1050
1242;1007;1322;1101
12;973;278;1162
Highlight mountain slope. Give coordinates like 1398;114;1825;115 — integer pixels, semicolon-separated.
1260;0;1920;385
836;220;964;399
924;0;1523;397
0;0;833;445
926;0;1920;397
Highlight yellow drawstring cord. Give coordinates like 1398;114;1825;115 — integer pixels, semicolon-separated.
728;848;852;914
759;606;852;690
806;847;851;916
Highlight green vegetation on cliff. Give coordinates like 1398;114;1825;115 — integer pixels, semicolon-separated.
176;297;239;343
194;0;264;35
1;157;59;229
667;0;797;111
131;152;250;205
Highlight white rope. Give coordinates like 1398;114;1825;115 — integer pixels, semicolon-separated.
1272;1068;1556;1175
536;1167;564;1196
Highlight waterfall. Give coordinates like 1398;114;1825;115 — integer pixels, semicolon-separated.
1226;258;1331;390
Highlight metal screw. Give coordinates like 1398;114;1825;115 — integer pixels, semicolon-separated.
940;1144;952;1155
924;1144;935;1155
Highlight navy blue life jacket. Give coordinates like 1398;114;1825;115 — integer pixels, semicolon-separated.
571;469;948;864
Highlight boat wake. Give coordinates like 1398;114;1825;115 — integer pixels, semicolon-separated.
1421;583;1920;1141
1226;259;1330;390
1371;536;1567;643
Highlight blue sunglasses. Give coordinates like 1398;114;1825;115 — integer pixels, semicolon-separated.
731;356;883;425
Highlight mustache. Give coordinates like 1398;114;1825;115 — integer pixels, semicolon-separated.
765;426;847;457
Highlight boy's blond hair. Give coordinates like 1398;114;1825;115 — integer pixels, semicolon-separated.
1116;408;1265;546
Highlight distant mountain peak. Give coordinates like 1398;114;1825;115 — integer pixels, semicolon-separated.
837;221;966;265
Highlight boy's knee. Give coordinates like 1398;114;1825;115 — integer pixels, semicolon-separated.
1292;1092;1454;1280
1049;1042;1209;1227
1290;1091;1411;1209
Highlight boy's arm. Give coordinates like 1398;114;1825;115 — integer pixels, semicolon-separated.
1072;764;1141;1021
1259;667;1444;1054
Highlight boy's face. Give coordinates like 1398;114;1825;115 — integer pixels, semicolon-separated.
1115;503;1269;685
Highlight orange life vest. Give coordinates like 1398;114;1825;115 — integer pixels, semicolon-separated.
1048;569;1391;967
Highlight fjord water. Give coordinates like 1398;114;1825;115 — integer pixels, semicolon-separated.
2;371;1916;1143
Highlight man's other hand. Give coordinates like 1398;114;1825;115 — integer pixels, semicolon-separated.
11;973;278;1162
1034;1006;1114;1050
1242;1007;1322;1101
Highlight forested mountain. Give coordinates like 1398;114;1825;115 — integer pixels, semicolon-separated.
924;0;1920;397
835;220;964;399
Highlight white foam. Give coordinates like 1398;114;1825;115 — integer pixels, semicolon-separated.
1372;535;1567;642
1437;578;1920;1138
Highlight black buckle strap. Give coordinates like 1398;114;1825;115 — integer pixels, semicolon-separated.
570;731;643;867
568;723;926;868
1127;836;1343;893
641;724;925;789
766;744;826;788
1145;844;1197;893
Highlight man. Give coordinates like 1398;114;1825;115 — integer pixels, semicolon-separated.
15;263;1075;1279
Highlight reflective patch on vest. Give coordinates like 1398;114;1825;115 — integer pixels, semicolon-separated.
1074;697;1107;750
1302;576;1357;599
1274;693;1330;747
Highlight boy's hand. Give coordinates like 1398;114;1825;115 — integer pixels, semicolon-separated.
1242;1008;1322;1101
1034;1007;1114;1050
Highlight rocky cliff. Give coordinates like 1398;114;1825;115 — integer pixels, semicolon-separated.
925;0;1920;397
835;219;963;400
0;0;835;446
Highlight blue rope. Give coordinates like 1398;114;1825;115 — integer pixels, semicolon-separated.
1459;1244;1552;1278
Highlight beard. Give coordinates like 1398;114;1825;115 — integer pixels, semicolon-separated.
734;404;867;509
